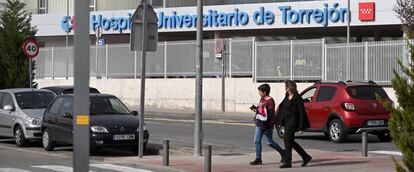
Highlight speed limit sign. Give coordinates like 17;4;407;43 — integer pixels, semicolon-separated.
22;39;40;59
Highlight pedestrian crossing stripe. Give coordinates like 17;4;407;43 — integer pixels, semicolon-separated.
0;168;31;172
30;164;154;172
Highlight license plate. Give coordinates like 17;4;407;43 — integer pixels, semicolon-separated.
113;134;135;141
367;120;385;126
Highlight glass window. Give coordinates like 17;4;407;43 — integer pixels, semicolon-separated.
90;97;130;115
316;86;337;102
1;93;14;107
15;92;55;109
37;0;47;14
346;86;388;100
59;97;74;115
48;97;64;114
301;87;316;102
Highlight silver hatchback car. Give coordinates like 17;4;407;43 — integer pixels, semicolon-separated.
0;88;55;147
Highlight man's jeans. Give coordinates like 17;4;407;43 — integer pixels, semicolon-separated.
254;126;285;159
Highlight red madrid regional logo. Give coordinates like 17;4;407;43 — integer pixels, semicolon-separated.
359;2;376;21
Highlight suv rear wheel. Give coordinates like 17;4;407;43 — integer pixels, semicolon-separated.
14;126;28;147
329;119;347;143
376;132;392;142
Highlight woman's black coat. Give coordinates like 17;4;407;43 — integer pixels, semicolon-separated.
276;93;310;132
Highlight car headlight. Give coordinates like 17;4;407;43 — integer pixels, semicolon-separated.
91;126;109;133
25;117;41;126
137;124;148;132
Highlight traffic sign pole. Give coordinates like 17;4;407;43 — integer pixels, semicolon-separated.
29;59;32;88
73;0;90;171
138;2;148;159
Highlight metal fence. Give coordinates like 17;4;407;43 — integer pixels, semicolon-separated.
35;38;410;84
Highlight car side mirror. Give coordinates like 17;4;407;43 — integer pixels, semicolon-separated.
3;105;14;111
131;111;139;116
62;112;73;118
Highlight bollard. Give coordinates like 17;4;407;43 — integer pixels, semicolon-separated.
163;140;169;166
362;132;368;157
204;145;212;172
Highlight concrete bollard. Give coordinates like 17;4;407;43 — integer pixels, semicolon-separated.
362;132;368;157
163;140;169;166
204;145;212;172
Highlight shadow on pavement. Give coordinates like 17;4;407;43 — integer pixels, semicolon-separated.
307;160;369;167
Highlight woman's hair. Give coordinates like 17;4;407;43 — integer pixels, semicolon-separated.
285;80;298;94
258;84;271;95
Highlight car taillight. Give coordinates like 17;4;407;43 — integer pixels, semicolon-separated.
342;103;356;111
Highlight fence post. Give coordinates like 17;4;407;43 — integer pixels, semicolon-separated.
252;37;256;82
164;42;167;79
204;145;212;172
51;47;55;80
163;140;169;166
134;51;137;79
321;38;325;81
290;40;294;80
364;42;369;81
105;44;109;79
229;38;232;78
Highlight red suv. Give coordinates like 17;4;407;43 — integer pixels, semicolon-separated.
277;81;392;143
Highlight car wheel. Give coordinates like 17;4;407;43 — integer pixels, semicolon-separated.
276;125;285;139
42;129;55;151
14;126;28;147
329;119;347;143
377;132;392;142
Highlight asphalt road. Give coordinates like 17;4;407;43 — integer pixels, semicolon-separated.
0;118;399;171
146;118;399;154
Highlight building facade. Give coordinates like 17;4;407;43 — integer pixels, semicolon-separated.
28;0;403;47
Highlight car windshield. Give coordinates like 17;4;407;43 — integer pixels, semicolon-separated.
346;86;389;100
15;92;55;109
90;97;130;115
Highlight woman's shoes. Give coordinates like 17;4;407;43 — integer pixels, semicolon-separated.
279;163;292;168
302;156;312;167
249;158;262;165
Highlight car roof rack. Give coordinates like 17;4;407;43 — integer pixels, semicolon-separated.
345;80;377;85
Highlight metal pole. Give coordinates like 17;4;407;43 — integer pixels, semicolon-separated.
95;28;99;79
163;140;169;166
346;0;351;81
29;59;32;88
221;52;225;112
204;145;212;172
195;0;203;156
65;0;69;79
362;132;368;157
138;2;148;158
73;0;90;170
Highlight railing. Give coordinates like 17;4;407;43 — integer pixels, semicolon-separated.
34;38;410;85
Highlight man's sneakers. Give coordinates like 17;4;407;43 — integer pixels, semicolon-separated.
302;155;312;167
249;158;263;165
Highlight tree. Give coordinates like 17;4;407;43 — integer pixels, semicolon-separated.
383;0;414;171
0;0;37;89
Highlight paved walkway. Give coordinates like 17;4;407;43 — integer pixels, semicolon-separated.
103;149;397;172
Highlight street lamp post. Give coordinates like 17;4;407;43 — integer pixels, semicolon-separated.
194;0;203;156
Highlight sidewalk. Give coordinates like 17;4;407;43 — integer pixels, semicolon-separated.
103;149;396;172
143;107;254;122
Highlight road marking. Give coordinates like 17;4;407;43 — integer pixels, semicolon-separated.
370;151;403;156
0;168;31;172
32;165;96;172
32;165;73;172
90;164;153;172
146;118;255;127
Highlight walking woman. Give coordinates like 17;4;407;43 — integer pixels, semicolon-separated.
278;80;312;168
250;84;285;165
